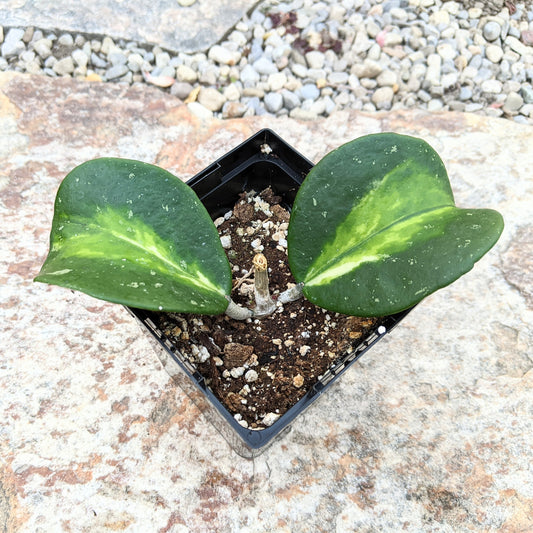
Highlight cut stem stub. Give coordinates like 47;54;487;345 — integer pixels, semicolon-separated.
252;253;277;317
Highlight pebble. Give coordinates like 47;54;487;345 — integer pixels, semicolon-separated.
264;92;283;113
372;86;394;110
483;21;502;42
198;87;226;112
503;92;524;113
2;28;25;57
0;0;532;125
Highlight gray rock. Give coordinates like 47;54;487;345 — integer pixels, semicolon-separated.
328;71;349;85
58;33;74;47
32;38;52;59
90;52;107;69
291;63;308;78
376;70;397;87
483;21;501;42
53;56;75;76
108;52;127;66
208;45;241;66
305;51;325;69
105;64;129;80
503;92;524;113
459;86;473;100
372;86;394;110
481;79;503;93
281;90;300;110
72;49;89;69
351;59;383;79
264;92;283;114
253;57;278;75
520;84;533;104
425;54;442;85
155;52;170;69
2;28;25;57
486;45;504;63
170;81;194;100
198;87;226;112
176;64;197;83
222;101;248;118
240;63;260;84
299;84;320;101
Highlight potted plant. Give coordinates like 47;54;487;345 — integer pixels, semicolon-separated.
34;129;503;457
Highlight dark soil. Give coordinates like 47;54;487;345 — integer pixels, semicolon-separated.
151;189;382;430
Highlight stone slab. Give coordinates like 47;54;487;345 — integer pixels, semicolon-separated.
0;0;259;53
1;72;532;532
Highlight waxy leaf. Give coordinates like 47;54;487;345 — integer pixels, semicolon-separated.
288;133;504;316
35;158;232;313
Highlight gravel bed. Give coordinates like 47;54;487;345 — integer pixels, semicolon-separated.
1;0;533;124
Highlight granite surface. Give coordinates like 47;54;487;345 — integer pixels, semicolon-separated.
1;72;532;532
0;0;259;53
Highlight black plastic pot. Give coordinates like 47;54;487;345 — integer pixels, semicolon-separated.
126;129;412;458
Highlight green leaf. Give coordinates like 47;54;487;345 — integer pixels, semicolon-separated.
35;158;232;313
288;133;504;316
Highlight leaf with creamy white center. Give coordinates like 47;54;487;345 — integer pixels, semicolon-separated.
35;158;232;313
288;133;504;316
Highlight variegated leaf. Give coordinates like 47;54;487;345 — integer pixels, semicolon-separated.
288;133;504;316
35;158;232;313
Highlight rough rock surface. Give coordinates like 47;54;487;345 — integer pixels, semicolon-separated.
1;72;531;532
0;0;258;53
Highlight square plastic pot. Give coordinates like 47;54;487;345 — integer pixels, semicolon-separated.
126;129;412;458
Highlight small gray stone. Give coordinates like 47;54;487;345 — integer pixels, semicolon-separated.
372;86;394;110
291;63;308;78
198;87;226;112
2;28;25;57
58;33;74;47
486;45;504;63
176;64;197;83
427;99;443;111
240;63;260;84
170;81;194;100
503;92;524;113
442;72;458;90
305;50;325;69
155;52;170;69
459;86;473;100
53;56;75;75
299;83;320;101
481;79;503;93
208;44;241;65
222;101;248;118
90;52;108;69
32;38;53;59
253;57;278;75
437;43;456;61
483;21;501;42
281;90;300;110
520;84;533;104
108;52;127;66
71;49;88;68
351;59;382;79
105;64;129;80
264;92;283;113
267;72;287;91
328;71;349;85
376;70;397;87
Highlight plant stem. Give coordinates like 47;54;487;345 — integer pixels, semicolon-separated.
224;297;253;320
252;253;277;317
277;282;304;304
